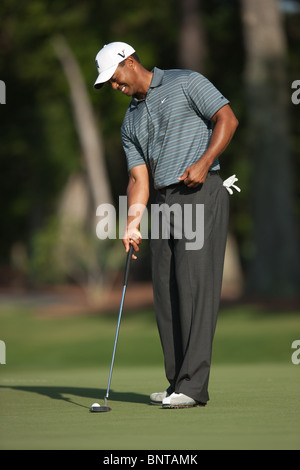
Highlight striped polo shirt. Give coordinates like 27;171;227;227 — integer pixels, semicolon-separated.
121;67;229;189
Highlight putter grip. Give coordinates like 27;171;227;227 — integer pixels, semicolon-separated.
123;244;134;287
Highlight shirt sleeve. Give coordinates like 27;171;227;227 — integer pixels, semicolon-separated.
121;125;146;172
187;72;229;121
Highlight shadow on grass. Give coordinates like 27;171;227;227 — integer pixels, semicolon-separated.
0;385;149;409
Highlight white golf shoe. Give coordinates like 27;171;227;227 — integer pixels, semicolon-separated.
162;392;200;408
150;390;170;405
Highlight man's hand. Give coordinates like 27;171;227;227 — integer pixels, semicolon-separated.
123;228;142;260
177;159;210;188
124;164;149;259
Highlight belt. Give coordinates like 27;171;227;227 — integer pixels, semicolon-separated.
159;171;219;191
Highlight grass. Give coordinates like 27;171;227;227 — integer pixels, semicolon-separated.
0;301;299;450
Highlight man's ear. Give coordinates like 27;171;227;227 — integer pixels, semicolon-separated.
126;56;135;69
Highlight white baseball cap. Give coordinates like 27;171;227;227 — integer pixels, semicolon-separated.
94;42;136;89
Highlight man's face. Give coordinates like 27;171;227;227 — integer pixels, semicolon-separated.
109;60;136;96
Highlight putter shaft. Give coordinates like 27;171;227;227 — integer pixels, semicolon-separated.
104;245;133;405
105;285;127;402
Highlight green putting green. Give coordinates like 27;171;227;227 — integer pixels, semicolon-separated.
0;303;299;449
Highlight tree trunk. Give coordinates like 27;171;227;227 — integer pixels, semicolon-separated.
178;0;207;72
51;35;115;299
52;35;113;213
240;0;300;297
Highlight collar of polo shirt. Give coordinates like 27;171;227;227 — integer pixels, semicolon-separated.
131;67;164;106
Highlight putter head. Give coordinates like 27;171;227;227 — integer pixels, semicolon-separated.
90;404;111;413
89;396;111;412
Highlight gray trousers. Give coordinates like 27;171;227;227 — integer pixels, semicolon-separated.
150;173;229;404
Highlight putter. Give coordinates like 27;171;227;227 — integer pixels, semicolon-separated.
90;244;134;413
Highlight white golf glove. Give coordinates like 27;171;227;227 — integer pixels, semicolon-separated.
223;175;241;195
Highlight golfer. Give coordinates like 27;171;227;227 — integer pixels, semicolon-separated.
94;42;239;408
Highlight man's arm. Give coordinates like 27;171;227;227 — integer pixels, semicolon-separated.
123;164;149;259
178;104;239;188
